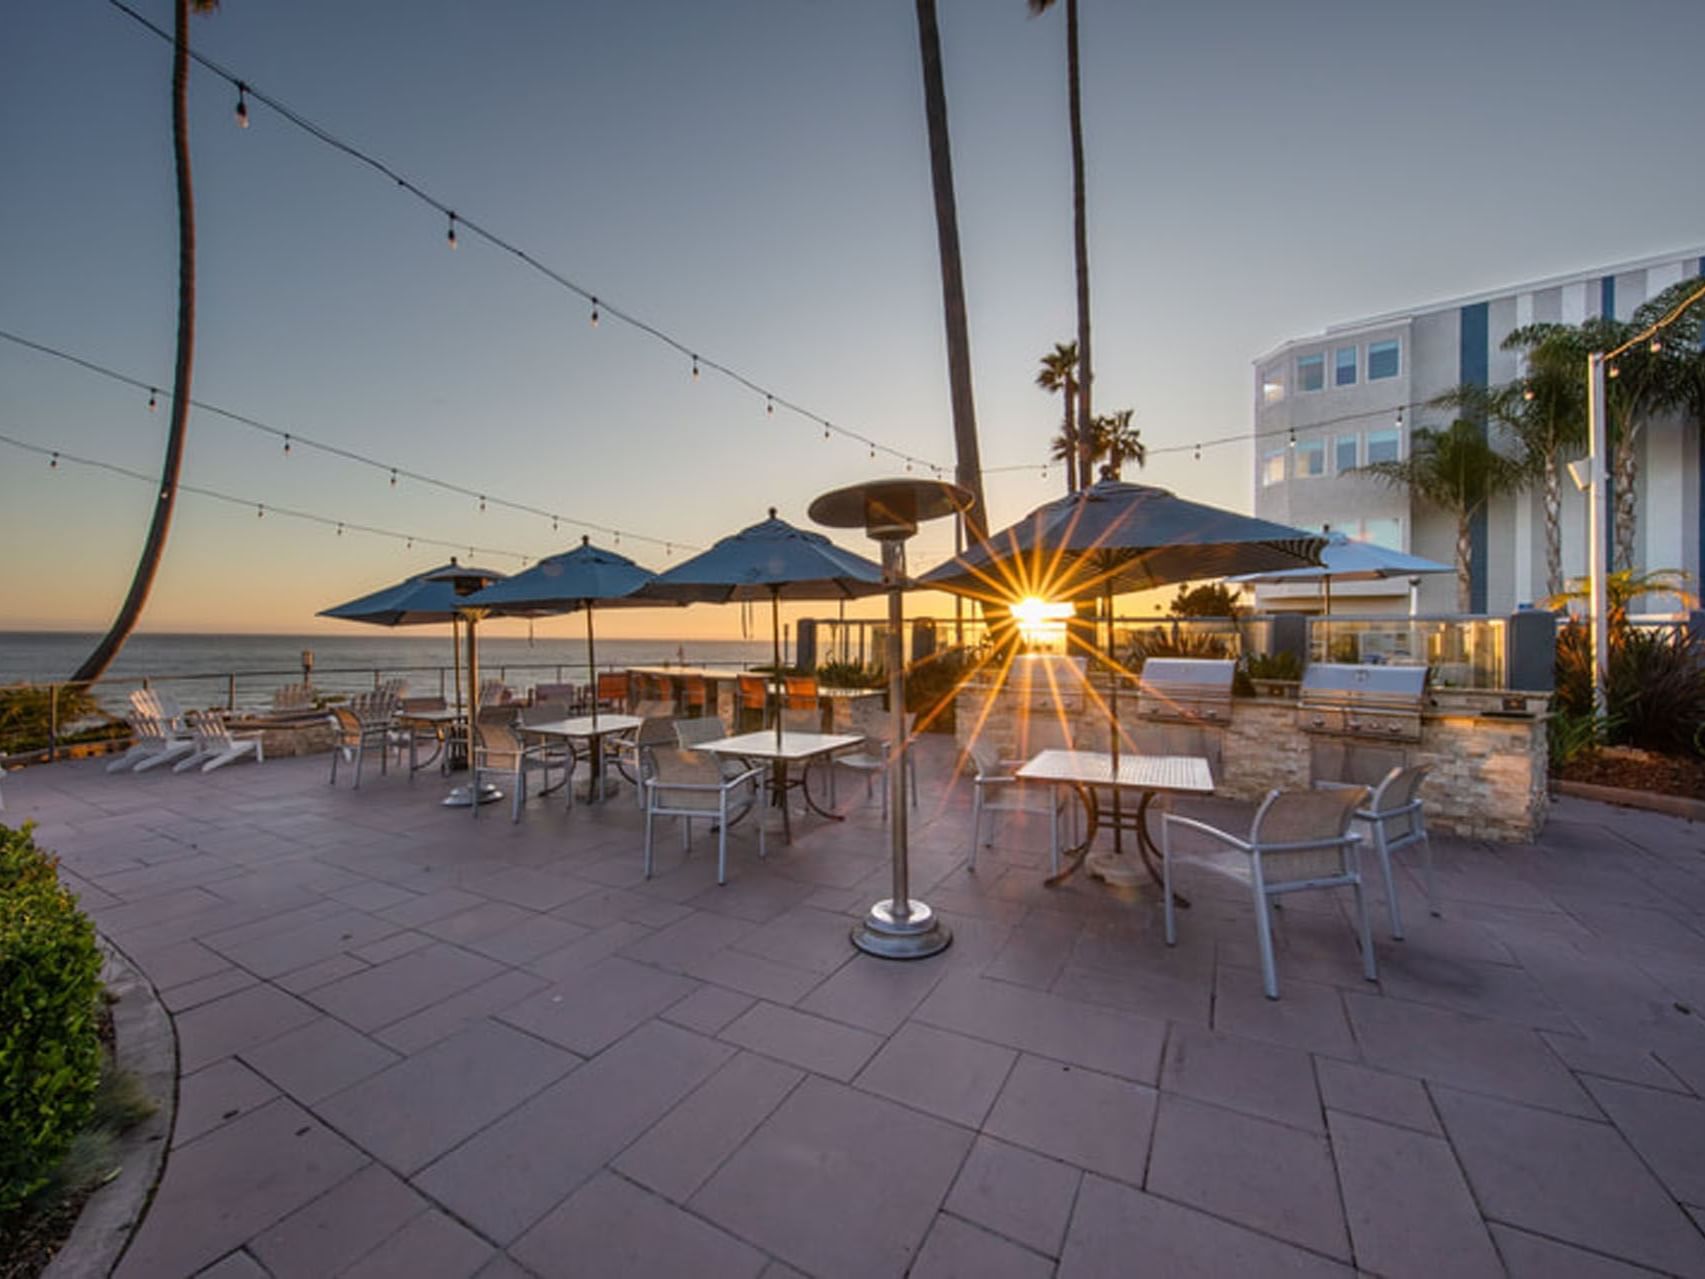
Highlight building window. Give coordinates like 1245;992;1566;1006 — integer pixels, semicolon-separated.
1334;435;1359;473
1297;353;1325;393
1296;437;1326;477
1261;366;1285;404
1260;449;1286;486
1361;517;1402;550
1367;340;1401;380
1335;346;1358;386
1366;427;1400;464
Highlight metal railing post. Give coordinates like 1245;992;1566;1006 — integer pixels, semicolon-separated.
227;673;237;711
49;683;60;763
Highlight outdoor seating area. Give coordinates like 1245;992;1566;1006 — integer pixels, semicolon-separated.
9;741;1705;1277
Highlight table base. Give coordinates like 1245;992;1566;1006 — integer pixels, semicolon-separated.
851;898;952;960
1045;787;1189;908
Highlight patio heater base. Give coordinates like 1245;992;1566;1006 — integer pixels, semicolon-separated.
851;899;952;961
1085;850;1145;888
441;783;504;808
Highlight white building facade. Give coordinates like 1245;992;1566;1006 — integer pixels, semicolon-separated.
1251;246;1705;615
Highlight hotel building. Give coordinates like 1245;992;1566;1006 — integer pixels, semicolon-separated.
1250;246;1705;615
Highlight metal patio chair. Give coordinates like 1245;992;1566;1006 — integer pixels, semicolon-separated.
643;747;766;886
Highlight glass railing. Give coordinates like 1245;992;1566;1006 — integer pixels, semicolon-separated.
1306;615;1508;688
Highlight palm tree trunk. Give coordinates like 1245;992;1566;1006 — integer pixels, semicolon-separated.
914;0;986;539
1455;513;1473;615
1542;457;1563;600
71;0;196;684
1613;429;1638;573
1062;380;1077;495
1065;0;1093;492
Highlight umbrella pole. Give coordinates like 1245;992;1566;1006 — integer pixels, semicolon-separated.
1322;577;1331;660
467;609;480;807
771;588;783;751
451;615;463;717
586;603;598;731
1107;580;1123;859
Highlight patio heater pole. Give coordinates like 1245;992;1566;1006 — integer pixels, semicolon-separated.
809;478;969;961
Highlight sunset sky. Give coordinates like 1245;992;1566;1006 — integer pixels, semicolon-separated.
4;0;1704;643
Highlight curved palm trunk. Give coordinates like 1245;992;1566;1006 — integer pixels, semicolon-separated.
1541;457;1564;599
914;0;986;539
72;0;196;684
1065;0;1094;493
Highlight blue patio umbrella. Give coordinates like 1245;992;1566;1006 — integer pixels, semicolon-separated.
637;508;887;747
1225;530;1451;614
463;536;675;728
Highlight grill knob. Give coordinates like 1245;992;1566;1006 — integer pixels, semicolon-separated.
1311;716;1325;727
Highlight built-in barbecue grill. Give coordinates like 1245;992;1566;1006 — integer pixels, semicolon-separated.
1135;658;1236;725
1298;662;1428;788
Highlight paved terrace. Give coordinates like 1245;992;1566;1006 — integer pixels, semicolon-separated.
10;741;1705;1279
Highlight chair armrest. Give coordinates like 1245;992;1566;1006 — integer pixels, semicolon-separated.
727;765;766;788
973;774;1017;790
1255;833;1363;854
1311;780;1362;792
1160;813;1253;853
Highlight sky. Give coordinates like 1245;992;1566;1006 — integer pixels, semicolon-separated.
4;0;1704;645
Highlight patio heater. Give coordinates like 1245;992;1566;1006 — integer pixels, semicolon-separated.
428;564;502;808
809;478;971;960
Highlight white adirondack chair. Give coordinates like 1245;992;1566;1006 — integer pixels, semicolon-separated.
110;705;198;773
174;710;265;774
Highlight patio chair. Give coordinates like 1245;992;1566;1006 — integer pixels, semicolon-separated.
596;672;630;712
1320;763;1437;939
643;748;765;885
391;696;447;772
328;691;396;788
784;674;818;710
965;737;1070;873
472;707;567;822
780;706;823;734
174;710;264;773
736;674;769;731
477;679;512;708
612;705;682;806
532;682;583;712
107;709;197;774
680;675;708;717
831;702;917;820
1162;786;1376;1000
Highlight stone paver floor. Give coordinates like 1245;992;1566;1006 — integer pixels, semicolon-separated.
10;739;1705;1277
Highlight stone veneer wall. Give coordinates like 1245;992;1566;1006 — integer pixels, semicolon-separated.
955;684;1548;843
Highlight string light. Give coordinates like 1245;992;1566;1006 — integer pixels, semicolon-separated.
389;467;397;486
869;444;876;460
479;495;486;512
691;355;700;380
1395;407;1404;427
256;503;264;518
282;433;291;456
1650;337;1663;354
147;388;157;412
1287;428;1296;448
234;81;249;128
823;424;830;441
1607;363;1619;379
49;451;58;469
406;537;413;549
766;395;773;417
336;522;343;536
589;298;599;327
446;212;458;250
1194;444;1201;461
1522;386;1535;402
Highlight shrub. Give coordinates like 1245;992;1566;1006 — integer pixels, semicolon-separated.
0;687;113;757
0;823;103;1215
815;660;884;689
1555;619;1705;757
1121;626;1237;667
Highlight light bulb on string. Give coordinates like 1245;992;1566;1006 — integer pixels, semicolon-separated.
691;355;700;380
551;516;559;532
905;459;913;473
336;522;343;537
446;212;458;250
1287;428;1296;449
256;504;264;519
868;444;876;460
479;495;486;513
406;537;413;550
389;468;397;487
1395;407;1405;427
1523;386;1535;402
1650;337;1663;354
823;424;830;441
589;298;599;327
49;451;58;469
234;82;249;128
1194;444;1202;461
765;395;773;417
1607;363;1619;379
614;531;621;545
282;433;291;456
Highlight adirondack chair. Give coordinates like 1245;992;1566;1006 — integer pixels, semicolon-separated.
175;710;265;773
108;691;198;773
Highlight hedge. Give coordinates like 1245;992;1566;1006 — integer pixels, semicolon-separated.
0;823;103;1215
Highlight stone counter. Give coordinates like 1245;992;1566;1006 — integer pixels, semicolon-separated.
954;682;1548;843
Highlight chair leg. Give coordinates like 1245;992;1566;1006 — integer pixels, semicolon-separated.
717;812;729;886
1420;827;1440;917
1373;822;1404;940
1351;848;1379;983
352;740;364;790
511;765;524;823
643;804;655;879
968;789;983;871
1250;857;1280;1000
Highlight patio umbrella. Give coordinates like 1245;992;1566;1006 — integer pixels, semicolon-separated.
637;508;887;748
920;478;1326;861
319;557;508;712
1224;529;1451;614
462;536;673;729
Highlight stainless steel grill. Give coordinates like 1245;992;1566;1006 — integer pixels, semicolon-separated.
1297;662;1428;741
1135;658;1236;725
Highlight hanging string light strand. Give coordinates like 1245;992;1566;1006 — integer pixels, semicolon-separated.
102;0;944;476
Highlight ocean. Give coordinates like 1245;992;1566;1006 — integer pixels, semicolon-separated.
1;631;777;712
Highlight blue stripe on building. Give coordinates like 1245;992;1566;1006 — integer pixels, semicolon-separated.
1461;301;1489;613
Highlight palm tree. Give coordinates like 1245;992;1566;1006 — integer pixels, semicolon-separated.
1358;419;1525;612
72;0;219;684
1493;325;1588;598
913;0;987;539
1092;408;1145;479
1027;0;1093;490
1035;341;1079;494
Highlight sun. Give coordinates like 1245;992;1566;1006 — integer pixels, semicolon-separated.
1011;595;1073;647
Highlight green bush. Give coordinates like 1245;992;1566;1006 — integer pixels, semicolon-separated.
814;660;884;689
0;823;103;1215
1555;619;1705;757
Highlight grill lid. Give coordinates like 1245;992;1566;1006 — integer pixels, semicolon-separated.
1299;663;1427;700
1136;658;1236;724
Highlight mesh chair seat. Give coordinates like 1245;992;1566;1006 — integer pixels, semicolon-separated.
643;749;765;884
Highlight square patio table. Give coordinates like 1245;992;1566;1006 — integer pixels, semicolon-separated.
1016;749;1214;894
695;729;862;843
395;706;464;775
521;714;644;803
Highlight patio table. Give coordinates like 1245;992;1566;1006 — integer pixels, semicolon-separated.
1016;749;1214;896
521;714;643;803
395;706;463;775
695;729;862;843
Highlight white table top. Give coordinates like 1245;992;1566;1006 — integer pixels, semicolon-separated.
521;715;644;739
1016;749;1215;795
696;730;862;762
396;708;463;724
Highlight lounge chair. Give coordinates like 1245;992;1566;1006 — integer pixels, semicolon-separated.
106;710;195;774
175;710;264;773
